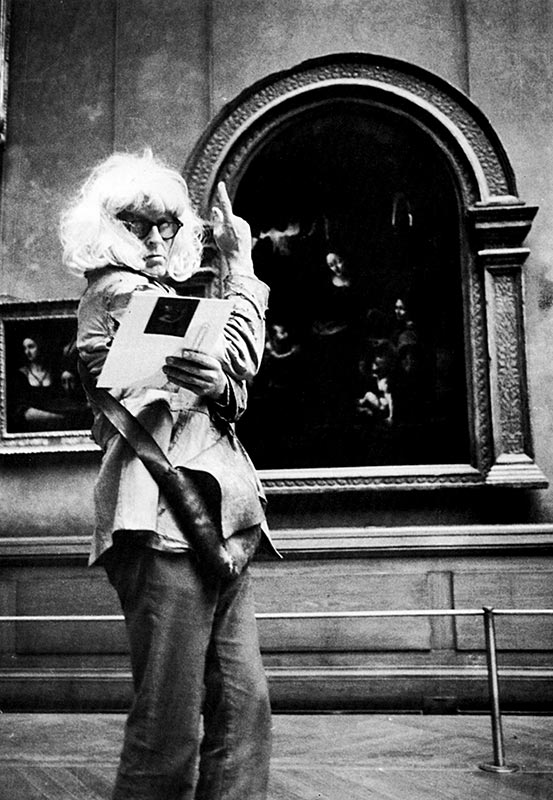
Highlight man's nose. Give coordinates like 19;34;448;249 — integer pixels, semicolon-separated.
144;224;163;245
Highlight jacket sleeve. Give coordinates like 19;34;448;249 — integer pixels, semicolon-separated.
220;274;270;382
210;373;249;425
77;271;181;427
78;271;157;380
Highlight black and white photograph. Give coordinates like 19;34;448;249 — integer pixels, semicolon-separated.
0;2;552;800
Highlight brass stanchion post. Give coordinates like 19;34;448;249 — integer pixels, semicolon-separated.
479;606;520;773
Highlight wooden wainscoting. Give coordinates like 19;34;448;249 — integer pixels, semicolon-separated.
1;525;553;711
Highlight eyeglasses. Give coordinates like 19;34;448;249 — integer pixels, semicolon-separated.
117;212;183;241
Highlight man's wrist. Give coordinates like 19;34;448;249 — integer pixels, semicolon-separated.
212;376;230;406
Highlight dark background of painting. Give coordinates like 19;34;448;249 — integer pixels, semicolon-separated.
4;317;92;433
234;102;470;469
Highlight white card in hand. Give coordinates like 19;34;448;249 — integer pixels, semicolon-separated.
97;293;233;388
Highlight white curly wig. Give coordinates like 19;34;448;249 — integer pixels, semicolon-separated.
61;150;204;281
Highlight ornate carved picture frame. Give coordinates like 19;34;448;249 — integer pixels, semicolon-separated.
0;0;9;147
185;53;547;493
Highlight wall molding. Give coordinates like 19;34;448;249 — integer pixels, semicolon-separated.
0;665;551;712
2;524;553;563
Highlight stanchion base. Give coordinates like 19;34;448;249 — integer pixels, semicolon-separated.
479;763;520;774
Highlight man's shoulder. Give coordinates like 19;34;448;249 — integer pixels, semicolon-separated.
87;266;150;292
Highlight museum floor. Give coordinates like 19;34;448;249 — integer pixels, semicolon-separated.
0;712;551;799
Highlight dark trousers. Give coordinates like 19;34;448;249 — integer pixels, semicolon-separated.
104;541;272;800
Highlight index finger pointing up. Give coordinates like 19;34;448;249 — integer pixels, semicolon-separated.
214;181;233;221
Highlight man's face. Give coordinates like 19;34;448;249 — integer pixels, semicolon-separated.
118;203;179;278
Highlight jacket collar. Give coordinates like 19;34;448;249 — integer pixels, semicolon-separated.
85;264;170;291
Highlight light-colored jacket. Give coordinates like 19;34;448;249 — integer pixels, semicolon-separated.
77;266;270;565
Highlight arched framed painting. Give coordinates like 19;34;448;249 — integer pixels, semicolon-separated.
185;54;546;493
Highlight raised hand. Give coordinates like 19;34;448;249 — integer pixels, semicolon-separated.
210;182;254;275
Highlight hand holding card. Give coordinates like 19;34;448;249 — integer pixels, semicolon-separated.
97;294;233;389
